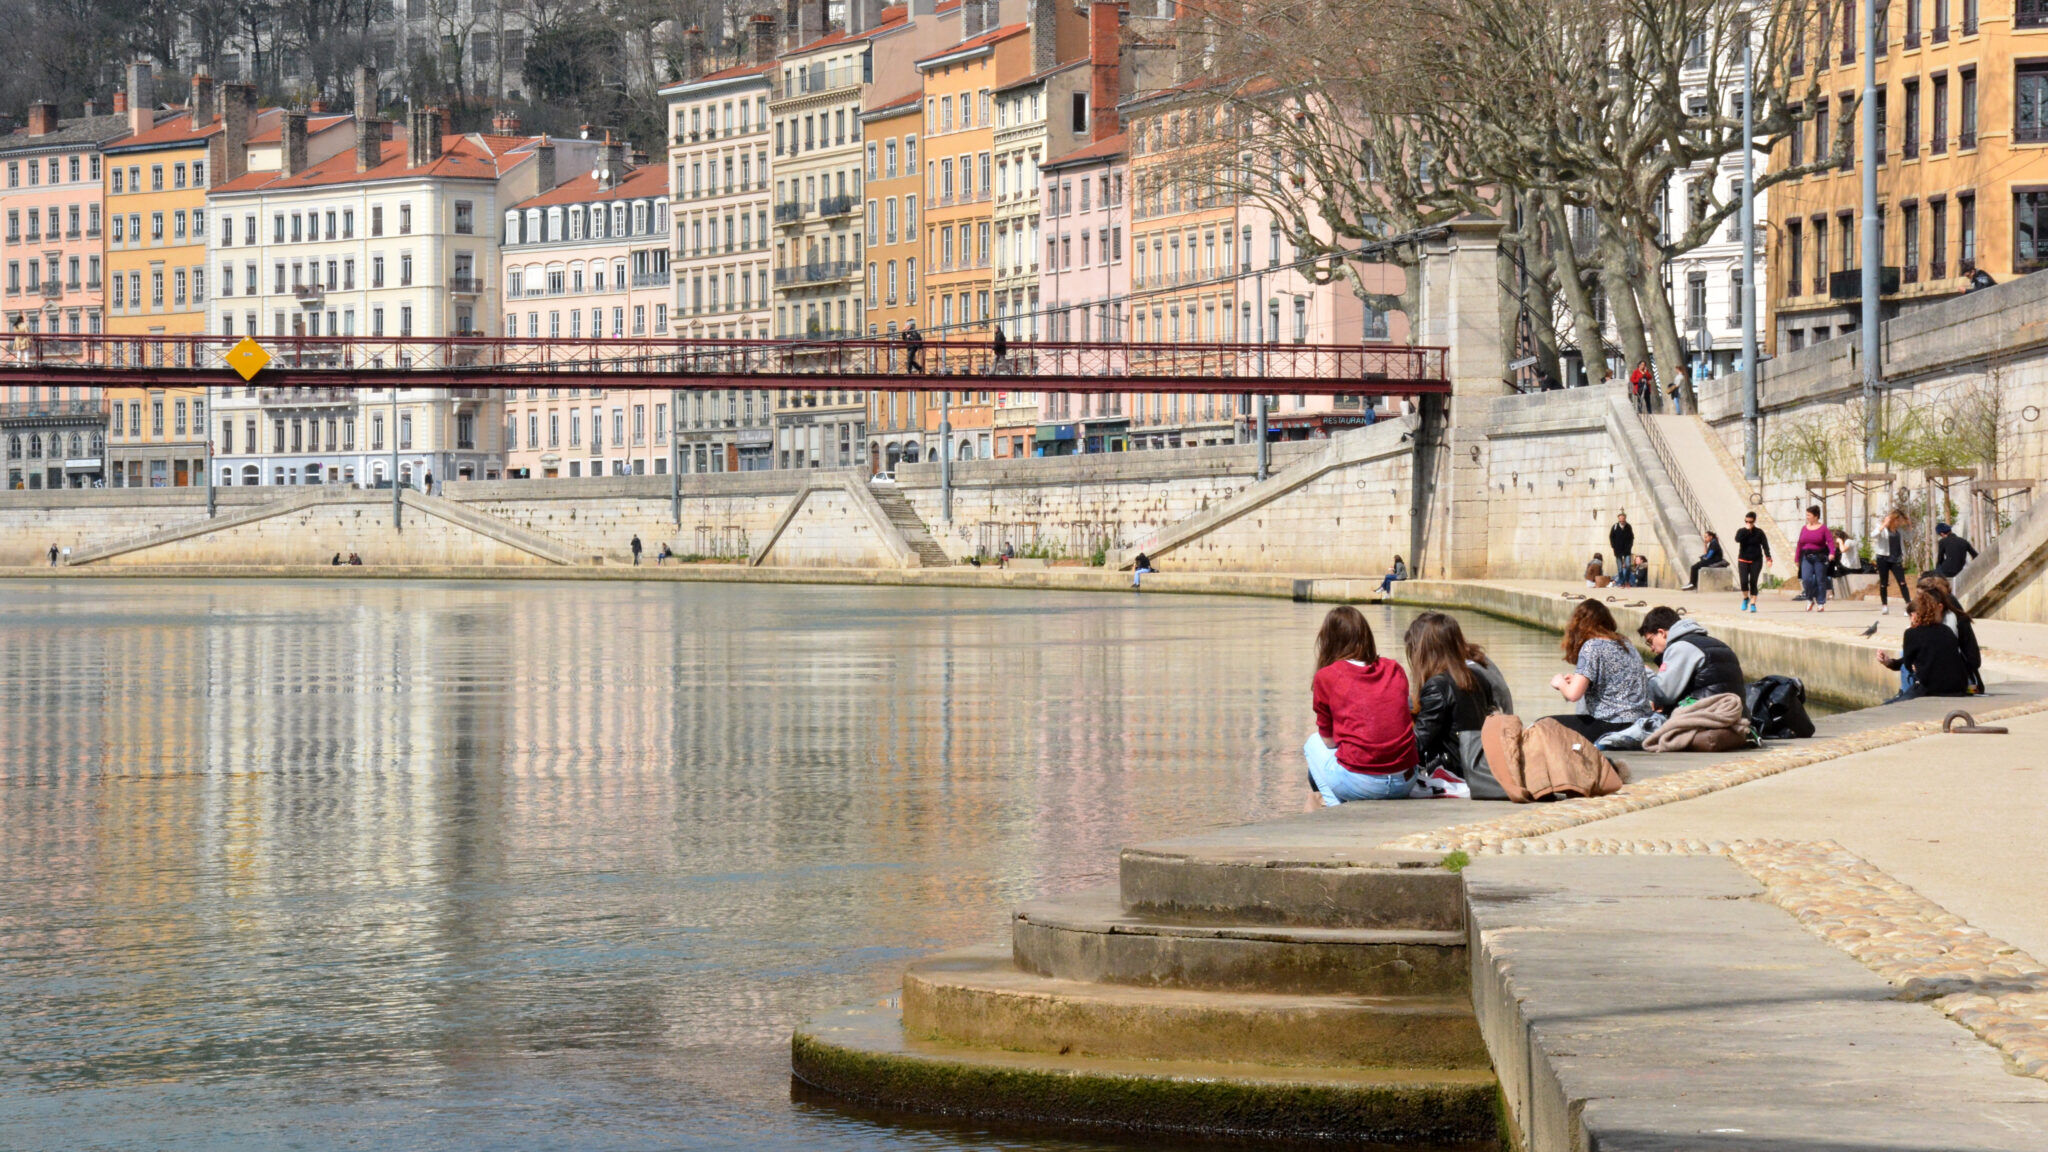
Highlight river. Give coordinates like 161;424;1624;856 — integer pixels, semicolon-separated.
0;580;1576;1151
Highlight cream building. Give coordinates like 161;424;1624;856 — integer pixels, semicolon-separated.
664;17;778;345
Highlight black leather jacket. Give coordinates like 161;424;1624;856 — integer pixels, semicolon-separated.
1413;671;1496;777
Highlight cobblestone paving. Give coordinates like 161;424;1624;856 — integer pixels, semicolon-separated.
1375;703;2048;1083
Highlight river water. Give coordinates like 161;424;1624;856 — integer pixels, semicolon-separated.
0;580;1574;1151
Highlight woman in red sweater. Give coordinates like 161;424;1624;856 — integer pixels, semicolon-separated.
1306;606;1419;803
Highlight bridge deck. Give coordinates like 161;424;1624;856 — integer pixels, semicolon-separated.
0;335;1449;395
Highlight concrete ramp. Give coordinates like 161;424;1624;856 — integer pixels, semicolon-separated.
1110;416;1418;569
1957;492;2048;619
749;476;923;568
68;488;337;565
402;490;578;565
1603;395;1705;587
1645;413;1794;565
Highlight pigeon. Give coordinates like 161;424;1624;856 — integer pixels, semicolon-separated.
1861;619;1880;637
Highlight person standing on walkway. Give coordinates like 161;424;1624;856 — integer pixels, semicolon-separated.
630;534;643;566
1608;513;1635;586
1935;522;1978;579
47;542;58;567
1796;505;1839;611
1305;606;1418;804
1681;531;1728;591
1546;600;1654;741
1874;511;1911;614
1666;373;1685;415
1628;361;1652;413
1733;512;1771;612
902;321;925;374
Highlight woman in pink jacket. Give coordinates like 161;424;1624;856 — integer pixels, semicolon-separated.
1795;505;1840;611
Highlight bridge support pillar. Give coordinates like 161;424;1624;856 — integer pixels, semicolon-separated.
1416;218;1507;581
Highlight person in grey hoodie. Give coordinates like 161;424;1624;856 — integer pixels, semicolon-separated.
1637;607;1746;711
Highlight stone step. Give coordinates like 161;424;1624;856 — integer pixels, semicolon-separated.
794;999;1501;1147
1120;842;1468;931
1013;886;1467;995
905;945;1487;1069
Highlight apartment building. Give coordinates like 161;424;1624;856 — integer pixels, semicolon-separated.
1767;0;2018;351
1037;132;1127;456
0;99;125;487
665;17;778;343
206;85;596;486
503;386;674;479
679;385;778;471
861;91;933;469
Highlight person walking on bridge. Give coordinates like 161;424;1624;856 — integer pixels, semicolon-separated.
991;325;1008;372
902;321;925;374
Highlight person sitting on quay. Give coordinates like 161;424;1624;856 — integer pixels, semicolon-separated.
1376;555;1408;595
331;553;343;566
1680;531;1728;591
1911;573;1983;695
1405;611;1508;799
1546;600;1654;741
1131;552;1153;589
1879;591;1973;702
1935;522;1979;579
1304;606;1418;804
1584;552;1607;587
1638;606;1746;713
348;552;363;566
656;543;674;565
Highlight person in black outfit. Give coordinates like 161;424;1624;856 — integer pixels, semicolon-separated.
991;325;1008;369
902;321;925;374
630;534;643;565
1609;513;1636;586
1638;606;1746;710
1879;592;1972;701
1934;522;1978;579
1406;612;1503;797
1874;510;1911;614
1733;512;1771;612
1917;573;1984;693
1682;531;1728;590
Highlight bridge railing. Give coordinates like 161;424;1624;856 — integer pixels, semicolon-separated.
0;334;1449;394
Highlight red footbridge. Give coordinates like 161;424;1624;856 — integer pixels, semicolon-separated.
0;334;1449;395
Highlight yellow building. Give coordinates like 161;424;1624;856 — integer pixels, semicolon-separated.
1768;0;2047;351
861;90;933;471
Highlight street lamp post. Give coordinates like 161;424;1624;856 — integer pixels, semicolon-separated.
205;386;216;517
1741;26;1760;482
940;387;952;522
1860;0;1883;462
391;388;401;530
1254;269;1268;481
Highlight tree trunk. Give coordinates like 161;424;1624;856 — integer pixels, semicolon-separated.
1541;194;1608;386
1634;232;1695;413
1599;253;1651;377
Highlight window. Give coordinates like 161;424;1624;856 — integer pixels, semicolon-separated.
1961;67;1977;147
399;203;412;234
2021;66;2048;143
1903;80;1921;158
1959;192;1977;266
1903;201;1922;279
454;200;474;234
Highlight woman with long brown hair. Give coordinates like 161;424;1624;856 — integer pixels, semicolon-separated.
1305;606;1418;804
1405;612;1504;797
1547;600;1653;740
1879;591;1972;700
1875;510;1911;614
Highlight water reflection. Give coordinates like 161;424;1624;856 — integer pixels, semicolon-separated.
0;582;1564;1150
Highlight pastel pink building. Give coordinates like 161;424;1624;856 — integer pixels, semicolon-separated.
1033;132;1126;455
500;160;679;479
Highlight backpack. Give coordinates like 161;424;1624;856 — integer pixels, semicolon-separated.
1743;675;1815;740
1479;715;1629;803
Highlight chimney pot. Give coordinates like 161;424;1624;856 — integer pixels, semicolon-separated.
191;72;217;124
492;109;521;134
25;102;57;137
112;90;128;114
752;14;780;63
281;110;309;176
82;97;97;117
219;83;255;181
534;137;557;190
126;61;155;136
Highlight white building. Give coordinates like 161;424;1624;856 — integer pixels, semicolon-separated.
206;100;596;487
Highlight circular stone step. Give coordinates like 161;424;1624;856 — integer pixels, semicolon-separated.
793;999;1502;1148
904;945;1487;1069
1015;886;1468;995
1120;843;1468;930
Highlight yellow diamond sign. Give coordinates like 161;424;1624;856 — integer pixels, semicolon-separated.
224;337;272;381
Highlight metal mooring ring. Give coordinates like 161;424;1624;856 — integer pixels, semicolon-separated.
1943;710;2009;734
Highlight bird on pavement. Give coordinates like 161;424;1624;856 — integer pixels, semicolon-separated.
1861;619;1881;637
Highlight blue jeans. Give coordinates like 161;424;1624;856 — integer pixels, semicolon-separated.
1377;574;1403;594
1800;553;1829;605
1304;734;1413;805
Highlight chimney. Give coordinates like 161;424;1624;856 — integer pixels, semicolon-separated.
599;136;627;189
851;0;882;33
963;0;987;38
630;147;648;166
491;109;521;134
219;83;255;180
1029;0;1058;70
417;107;446;163
25;102;57;137
534;135;557;190
354;65;379;118
191;72;216;124
752;14;779;62
684;26;707;78
818;0;836;33
126;61;155;136
281;110;308;175
82;97;97;117
356;113;384;172
1089;0;1122;141
785;0;803;45
112;90;128;114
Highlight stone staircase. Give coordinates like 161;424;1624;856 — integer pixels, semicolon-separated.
793;832;1499;1145
868;485;950;567
404;489;579;565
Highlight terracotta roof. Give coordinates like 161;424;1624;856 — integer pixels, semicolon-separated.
211;131;546;194
1043;132;1127;170
659;59;776;94
781;3;911;57
510;162;667;210
0;112;132;154
862;87;923;117
916;22;1025;67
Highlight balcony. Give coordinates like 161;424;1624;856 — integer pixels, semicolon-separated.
775;201;805;225
1931;259;1949;279
294;283;324;305
632;270;670;287
817;194;855;218
773;261;855;287
0;399;99;418
39;281;61;298
259;386;355;406
448;275;483;295
1961;129;1977;149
